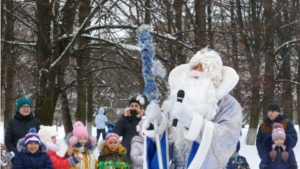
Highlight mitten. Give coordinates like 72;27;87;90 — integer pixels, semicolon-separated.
145;100;163;124
290;164;297;169
170;102;192;128
68;155;80;166
1;151;14;166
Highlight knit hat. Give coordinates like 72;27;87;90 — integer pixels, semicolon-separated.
72;121;88;138
268;103;280;112
105;133;120;145
129;96;142;107
25;128;41;145
16;97;32;111
189;48;223;76
38;125;59;143
272;123;286;142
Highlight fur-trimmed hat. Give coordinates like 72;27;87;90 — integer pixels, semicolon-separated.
272;123;286;142
16;97;32;111
25;128;41;146
189;48;223;76
38;125;59;143
168;48;239;100
105;133;120;145
268;103;280;112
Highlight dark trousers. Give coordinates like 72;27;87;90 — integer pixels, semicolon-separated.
96;128;106;142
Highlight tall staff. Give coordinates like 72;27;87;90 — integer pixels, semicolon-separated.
136;25;166;169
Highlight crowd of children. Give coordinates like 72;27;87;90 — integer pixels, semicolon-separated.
1;98;298;169
2;120;299;169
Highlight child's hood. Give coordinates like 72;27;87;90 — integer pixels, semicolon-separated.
65;132;97;152
131;135;144;145
98;141;106;152
17;137;48;153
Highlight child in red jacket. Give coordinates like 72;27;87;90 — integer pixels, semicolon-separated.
38;125;82;169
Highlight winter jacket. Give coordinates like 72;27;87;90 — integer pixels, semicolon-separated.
256;114;298;158
5;111;40;155
64;133;98;169
97;141;128;163
43;140;74;169
113;114;141;163
130;135;144;169
95;107;108;129
12;138;53;169
259;135;298;169
226;152;250;169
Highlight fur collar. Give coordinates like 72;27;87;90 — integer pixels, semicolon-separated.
17;138;47;153
98;141;126;155
65;132;97;152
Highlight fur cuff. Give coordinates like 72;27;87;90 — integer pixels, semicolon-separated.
185;114;203;141
187;121;214;169
142;113;168;139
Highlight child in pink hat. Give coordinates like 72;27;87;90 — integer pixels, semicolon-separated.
259;123;297;169
65;121;98;169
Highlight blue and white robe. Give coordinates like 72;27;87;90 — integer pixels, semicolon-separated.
143;94;242;169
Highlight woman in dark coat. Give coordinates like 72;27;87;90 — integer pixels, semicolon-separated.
5;98;40;155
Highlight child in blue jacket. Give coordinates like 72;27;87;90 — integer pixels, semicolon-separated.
12;128;53;169
226;140;250;169
259;123;297;169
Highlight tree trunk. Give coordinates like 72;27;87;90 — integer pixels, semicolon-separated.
277;3;293;120
75;0;92;124
35;0;59;125
194;0;207;48
144;0;151;24
60;90;74;135
297;50;300;129
2;0;15;133
262;0;275;119
174;0;184;64
87;74;94;135
246;66;261;145
281;51;293;119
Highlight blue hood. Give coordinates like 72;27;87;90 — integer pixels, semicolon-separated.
98;107;105;115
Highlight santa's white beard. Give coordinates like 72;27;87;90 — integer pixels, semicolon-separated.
162;70;218;151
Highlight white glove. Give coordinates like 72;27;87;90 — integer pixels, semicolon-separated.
145;100;163;124
170;102;192;128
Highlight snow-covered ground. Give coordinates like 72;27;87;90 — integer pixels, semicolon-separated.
1;122;299;168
